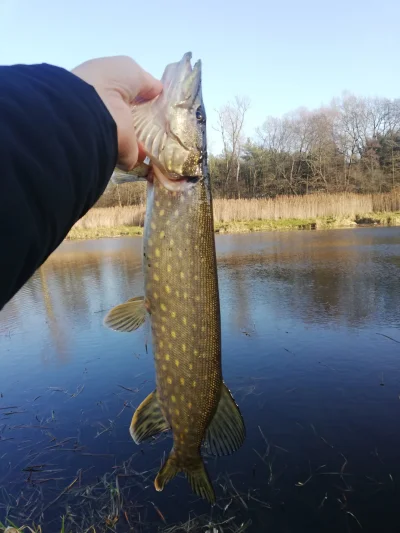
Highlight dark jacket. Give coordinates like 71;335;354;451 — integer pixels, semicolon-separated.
0;64;118;310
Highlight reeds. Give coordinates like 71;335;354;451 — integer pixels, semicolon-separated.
71;191;400;232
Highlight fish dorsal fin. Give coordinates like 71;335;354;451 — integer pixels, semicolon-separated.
204;382;246;457
130;390;170;444
103;296;146;332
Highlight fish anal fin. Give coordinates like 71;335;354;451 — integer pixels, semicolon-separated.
130;390;169;444
204;382;246;457
154;450;215;504
103;296;146;332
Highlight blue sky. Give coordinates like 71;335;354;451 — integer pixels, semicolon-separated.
0;0;399;153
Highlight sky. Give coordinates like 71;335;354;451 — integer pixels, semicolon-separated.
0;0;399;153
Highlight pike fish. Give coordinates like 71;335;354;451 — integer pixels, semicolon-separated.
104;52;245;503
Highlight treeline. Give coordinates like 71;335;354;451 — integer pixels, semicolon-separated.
212;93;400;198
97;92;400;207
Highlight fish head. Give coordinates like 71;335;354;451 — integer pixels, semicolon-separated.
163;53;206;178
132;52;207;191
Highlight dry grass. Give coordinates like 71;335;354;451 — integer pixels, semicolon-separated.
68;191;400;240
74;205;146;229
213;193;374;222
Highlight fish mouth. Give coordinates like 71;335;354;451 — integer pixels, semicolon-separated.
153;166;200;192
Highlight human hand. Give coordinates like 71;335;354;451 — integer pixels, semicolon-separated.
72;56;162;171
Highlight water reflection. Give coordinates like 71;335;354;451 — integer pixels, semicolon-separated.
1;227;400;532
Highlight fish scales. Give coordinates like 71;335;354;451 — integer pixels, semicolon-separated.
144;176;221;457
104;52;245;503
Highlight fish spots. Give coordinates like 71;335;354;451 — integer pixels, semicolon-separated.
180;272;185;279
170;311;176;318
171;331;177;339
184;428;189;433
153;273;160;281
182;317;187;325
171;395;177;403
192;381;197;387
153;292;159;300
175;408;180;415
169;239;174;246
180;377;185;385
165;285;171;294
194;275;199;281
189;363;193;370
159;341;164;348
167;377;172;384
194;350;198;356
188;402;192;409
201;327;206;332
174;359;180;367
183;292;188;299
155;248;161;257
175;290;180;298
161;325;166;333
182;344;186;352
167;264;172;273
151;222;156;230
159;230;165;239
195;295;200;302
159;209;165;216
160;303;167;312
192;324;197;330
165;354;170;361
162;364;167;370
161;316;167;323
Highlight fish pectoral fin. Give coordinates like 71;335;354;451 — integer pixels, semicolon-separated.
130;390;169;444
155;450;215;504
204;382;246;457
103;296;147;332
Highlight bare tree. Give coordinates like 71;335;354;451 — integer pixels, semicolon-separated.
215;96;250;198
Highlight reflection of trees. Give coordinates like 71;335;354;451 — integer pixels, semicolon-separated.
218;233;400;329
0;241;144;363
38;266;69;362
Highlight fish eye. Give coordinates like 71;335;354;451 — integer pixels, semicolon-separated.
196;107;205;123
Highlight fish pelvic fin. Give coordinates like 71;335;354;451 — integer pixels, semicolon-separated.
103;296;147;332
155;450;216;504
204;382;246;457
130;390;170;444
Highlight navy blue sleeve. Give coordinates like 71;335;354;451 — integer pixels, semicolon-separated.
0;64;118;310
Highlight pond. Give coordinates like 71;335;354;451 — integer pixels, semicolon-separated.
1;227;400;532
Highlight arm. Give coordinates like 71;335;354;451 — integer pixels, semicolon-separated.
0;64;117;310
0;58;162;310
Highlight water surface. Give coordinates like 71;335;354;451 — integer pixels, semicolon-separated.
1;227;400;532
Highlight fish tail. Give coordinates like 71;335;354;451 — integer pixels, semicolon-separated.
185;458;215;504
154;450;180;492
154;450;215;504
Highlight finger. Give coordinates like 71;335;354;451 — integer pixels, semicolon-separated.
134;70;163;102
137;142;147;163
113;99;139;171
